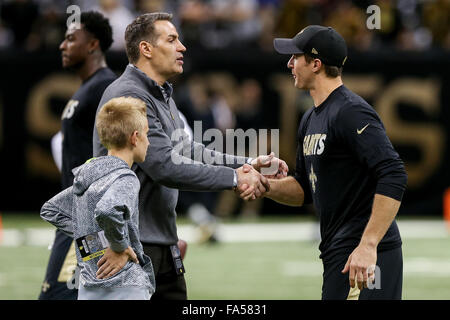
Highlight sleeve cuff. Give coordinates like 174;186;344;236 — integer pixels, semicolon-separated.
109;239;128;253
375;184;405;202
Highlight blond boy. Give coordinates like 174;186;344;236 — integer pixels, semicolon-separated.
41;97;155;300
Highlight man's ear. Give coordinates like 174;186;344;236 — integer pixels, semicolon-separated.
88;38;100;54
139;41;152;59
130;131;139;147
312;58;322;73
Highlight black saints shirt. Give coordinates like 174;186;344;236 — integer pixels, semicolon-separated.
61;67;117;188
294;85;407;261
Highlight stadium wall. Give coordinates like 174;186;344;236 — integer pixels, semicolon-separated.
0;48;448;215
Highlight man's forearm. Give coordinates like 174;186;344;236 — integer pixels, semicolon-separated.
360;193;401;248
191;140;248;169
265;176;304;207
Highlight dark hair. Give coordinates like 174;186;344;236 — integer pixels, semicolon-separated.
125;12;173;64
304;54;343;78
80;11;113;52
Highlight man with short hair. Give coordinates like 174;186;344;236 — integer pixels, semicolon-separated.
39;11;117;300
252;25;407;299
93;12;287;300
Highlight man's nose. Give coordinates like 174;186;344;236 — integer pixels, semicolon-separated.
59;40;66;51
178;40;186;52
287;56;294;69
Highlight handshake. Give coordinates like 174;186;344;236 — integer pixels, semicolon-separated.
235;152;288;201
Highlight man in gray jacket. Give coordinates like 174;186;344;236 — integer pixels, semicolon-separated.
93;12;286;299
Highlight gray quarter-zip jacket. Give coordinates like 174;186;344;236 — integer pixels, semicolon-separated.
93;65;248;245
40;156;155;291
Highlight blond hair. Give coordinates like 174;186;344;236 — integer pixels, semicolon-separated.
96;97;147;150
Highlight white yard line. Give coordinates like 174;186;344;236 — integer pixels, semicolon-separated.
0;220;448;247
0;229;26;247
189;222;320;243
403;258;450;276
396;220;450;239
179;220;449;243
281;261;323;277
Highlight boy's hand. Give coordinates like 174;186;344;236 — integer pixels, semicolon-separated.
96;246;139;279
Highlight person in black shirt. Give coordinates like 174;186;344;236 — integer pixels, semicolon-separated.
39;11;116;300
243;25;407;299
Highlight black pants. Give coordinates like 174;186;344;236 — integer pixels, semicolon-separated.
321;246;403;300
142;243;187;300
38;229;78;300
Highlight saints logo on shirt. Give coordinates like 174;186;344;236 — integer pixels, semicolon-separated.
303;134;327;156
309;164;317;193
61;99;79;120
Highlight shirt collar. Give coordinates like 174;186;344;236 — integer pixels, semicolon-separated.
313;84;344;114
128;64;173;103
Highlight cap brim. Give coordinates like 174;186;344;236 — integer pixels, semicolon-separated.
273;38;304;55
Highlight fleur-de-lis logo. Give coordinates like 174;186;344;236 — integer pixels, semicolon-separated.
309;165;317;193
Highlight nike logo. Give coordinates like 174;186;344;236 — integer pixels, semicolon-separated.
357;123;370;135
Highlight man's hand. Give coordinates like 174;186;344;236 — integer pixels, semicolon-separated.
251;152;288;179
235;164;270;201
341;244;377;290
96;246;139;279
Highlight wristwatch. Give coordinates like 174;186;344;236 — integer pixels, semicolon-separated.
233;170;238;190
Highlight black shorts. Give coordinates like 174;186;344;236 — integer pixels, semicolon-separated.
321;246;403;300
38;229;78;300
142;243;187;300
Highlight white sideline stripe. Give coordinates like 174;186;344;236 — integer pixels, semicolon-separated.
205;223;319;243
282;261;323;276
404;258;450;276
0;228;55;247
0;220;448;247
281;258;450;277
0;229;26;247
178;220;449;243
397;220;450;239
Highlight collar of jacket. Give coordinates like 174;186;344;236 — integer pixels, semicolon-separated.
126;64;173;102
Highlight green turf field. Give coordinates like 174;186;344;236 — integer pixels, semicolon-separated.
0;213;449;300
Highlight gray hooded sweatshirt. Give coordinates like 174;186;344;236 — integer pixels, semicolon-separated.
40;156;155;292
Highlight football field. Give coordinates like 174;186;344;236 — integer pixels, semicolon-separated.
1;213;449;300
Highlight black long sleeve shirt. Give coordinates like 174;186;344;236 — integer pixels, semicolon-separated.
294;85;407;261
61;67;117;188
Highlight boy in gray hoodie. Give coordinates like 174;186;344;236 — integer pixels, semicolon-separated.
41;97;155;300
